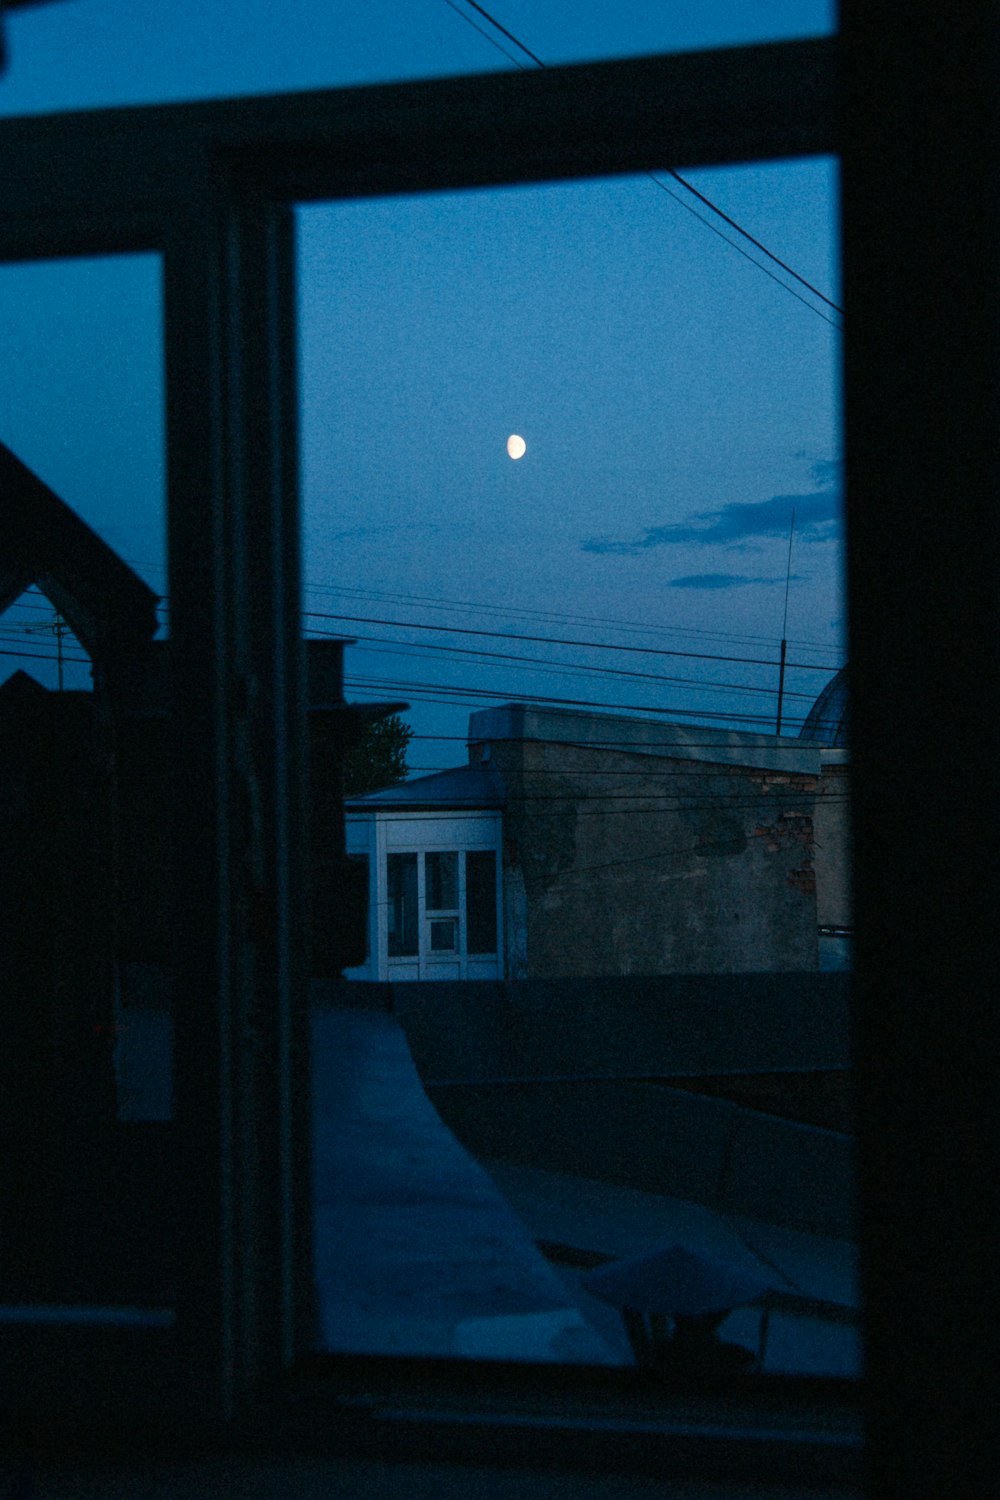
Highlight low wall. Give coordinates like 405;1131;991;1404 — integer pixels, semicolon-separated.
426;1077;855;1240
378;972;853;1084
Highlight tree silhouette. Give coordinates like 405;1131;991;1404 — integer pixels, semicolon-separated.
343;713;413;796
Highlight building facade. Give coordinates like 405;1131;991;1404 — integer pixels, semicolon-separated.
347;702;834;981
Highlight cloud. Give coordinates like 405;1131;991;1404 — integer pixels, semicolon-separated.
328;520;443;542
581;486;842;556
667;572;805;591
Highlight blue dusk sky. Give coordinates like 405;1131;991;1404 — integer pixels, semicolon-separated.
1;1;841;767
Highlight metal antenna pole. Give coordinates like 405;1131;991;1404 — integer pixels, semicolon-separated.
55;614;65;691
776;508;796;733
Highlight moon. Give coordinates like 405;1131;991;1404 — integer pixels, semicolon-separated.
506;433;527;460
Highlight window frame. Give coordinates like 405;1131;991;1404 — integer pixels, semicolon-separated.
3;14;993;1490
0;28;844;1454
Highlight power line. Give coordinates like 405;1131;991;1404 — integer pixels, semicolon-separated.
459;0;546;67
662;168;843;314
0;645;89;665
305;625;818;701
442;0;842;327
439;0;526;68
378;785;848;808
309;607;838;672
302;579;845;656
356;824;828;891
343;673;807;727
407;732;819;749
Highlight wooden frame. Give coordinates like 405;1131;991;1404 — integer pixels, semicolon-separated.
2;12;994;1491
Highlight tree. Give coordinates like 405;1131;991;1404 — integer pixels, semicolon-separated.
343;712;413;797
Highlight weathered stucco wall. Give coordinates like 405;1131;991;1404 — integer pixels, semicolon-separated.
475;721;819;977
814;753;853;928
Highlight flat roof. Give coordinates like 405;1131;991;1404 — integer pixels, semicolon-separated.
468;702;822;775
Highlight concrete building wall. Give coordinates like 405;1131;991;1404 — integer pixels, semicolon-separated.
470;709;820;977
814;752;853;928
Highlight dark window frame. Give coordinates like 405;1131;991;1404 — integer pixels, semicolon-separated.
2;12;994;1492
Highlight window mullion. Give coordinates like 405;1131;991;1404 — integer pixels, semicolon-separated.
166;199;307;1424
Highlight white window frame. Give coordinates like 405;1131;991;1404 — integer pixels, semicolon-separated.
346;811;503;980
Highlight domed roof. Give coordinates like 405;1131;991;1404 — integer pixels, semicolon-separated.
799;665;849;746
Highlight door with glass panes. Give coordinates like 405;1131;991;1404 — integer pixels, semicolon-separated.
386;845;501;980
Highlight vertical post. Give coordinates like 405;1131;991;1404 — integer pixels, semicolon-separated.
165;194;309;1423
55;613;64;691
841;7;1000;1496
776;507;795;734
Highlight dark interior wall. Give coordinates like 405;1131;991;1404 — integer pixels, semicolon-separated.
0;686;118;1296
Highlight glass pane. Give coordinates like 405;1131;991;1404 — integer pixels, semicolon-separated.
301;163;854;1375
1;1;834;119
426;850;458;911
466;850;498;955
0;254;171;1311
387;851;418;956
430;917;458;952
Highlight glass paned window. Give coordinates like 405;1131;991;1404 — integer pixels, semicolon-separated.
466;849;498;955
387;851;418;956
430;917;458;952
299;158;853;1375
425;850;458;911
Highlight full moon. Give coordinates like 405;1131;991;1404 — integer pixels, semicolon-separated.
506;433;527;460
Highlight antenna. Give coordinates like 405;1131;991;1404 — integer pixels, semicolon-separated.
14;600;71;691
775;507;796;734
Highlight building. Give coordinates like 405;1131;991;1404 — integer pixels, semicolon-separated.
347;701;829;981
0;440;391;1297
798;665;852;971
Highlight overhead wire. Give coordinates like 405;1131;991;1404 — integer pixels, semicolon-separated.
304;624;819;701
441;0;843;328
343;673;805;726
309;608;837;672
302;579;845;656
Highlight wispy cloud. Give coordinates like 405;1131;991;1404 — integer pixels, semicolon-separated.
328;520;444;542
581;482;842;557
668;572;806;591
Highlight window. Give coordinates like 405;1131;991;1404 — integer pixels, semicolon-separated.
387;851;419;957
2;10;995;1492
425;851;458;913
300;150;851;1375
466;849;498;956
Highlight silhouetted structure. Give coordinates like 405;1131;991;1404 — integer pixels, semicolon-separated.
0;438;389;1299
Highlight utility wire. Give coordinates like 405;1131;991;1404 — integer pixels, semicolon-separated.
439;0;526;67
343;673;802;727
443;0;842;326
663;169;843;314
460;0;546;66
309;608;837;672
303;579;845;655
304;625;817;701
407;732;817;750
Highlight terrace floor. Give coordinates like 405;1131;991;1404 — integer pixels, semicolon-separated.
311;1005;859;1374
